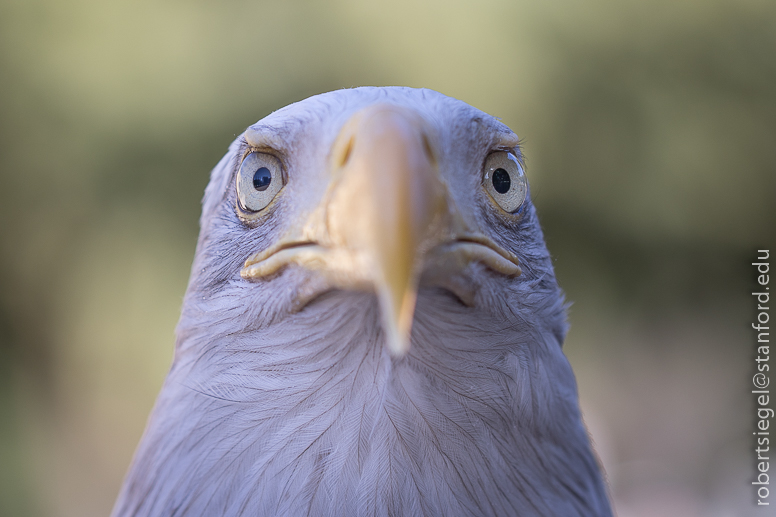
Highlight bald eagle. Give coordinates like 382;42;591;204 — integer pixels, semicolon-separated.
113;87;612;516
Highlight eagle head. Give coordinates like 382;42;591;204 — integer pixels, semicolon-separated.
113;87;611;517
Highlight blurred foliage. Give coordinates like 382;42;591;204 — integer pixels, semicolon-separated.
0;0;773;515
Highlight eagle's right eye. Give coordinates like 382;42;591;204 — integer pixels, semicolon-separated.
237;152;284;212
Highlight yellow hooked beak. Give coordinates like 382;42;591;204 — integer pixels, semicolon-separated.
326;105;447;355
241;104;521;356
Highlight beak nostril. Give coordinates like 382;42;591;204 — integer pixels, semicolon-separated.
421;132;436;165
339;136;355;167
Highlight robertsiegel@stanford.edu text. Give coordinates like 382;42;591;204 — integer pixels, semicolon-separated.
753;249;771;506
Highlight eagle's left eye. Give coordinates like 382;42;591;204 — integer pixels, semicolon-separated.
482;151;527;213
237;152;284;212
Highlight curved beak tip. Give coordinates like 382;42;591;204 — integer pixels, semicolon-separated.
376;280;418;357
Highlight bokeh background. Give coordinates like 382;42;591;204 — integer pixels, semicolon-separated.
1;0;774;515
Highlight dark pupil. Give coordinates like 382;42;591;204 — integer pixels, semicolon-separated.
252;167;272;191
492;168;511;194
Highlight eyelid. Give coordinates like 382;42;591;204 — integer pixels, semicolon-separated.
244;127;287;150
492;132;520;149
490;146;516;157
240;128;290;167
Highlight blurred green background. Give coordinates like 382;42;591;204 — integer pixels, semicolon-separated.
0;0;773;515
